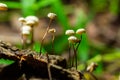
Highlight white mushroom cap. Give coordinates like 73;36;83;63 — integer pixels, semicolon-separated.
68;36;79;43
21;25;32;33
76;28;85;34
26;20;35;26
65;30;75;36
0;3;8;10
18;17;26;23
22;30;30;35
48;28;56;33
25;16;39;25
47;13;57;19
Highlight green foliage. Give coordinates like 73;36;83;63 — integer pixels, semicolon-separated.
91;0;108;12
0;59;14;65
75;9;89;29
4;1;21;9
33;41;46;54
51;0;70;31
78;34;89;62
109;0;119;14
87;51;120;63
90;0;120;15
83;72;97;80
21;0;36;16
52;35;68;54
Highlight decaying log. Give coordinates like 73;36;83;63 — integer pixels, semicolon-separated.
0;41;82;80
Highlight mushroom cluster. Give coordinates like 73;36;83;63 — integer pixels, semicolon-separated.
65;28;85;69
18;16;39;49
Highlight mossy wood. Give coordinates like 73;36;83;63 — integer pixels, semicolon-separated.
0;41;82;80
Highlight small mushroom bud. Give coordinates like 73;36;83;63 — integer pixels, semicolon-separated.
65;30;75;36
68;36;79;43
76;28;85;34
48;28;56;54
48;28;56;33
0;3;8;11
86;62;98;72
47;13;57;19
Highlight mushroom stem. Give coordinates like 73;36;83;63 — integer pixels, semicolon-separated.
20;23;24;49
40;19;53;54
30;26;34;48
21;35;25;49
76;35;82;51
51;33;55;54
21;34;27;49
71;44;74;68
73;44;77;69
68;43;71;68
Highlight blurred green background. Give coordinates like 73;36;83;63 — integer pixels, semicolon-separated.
0;0;120;80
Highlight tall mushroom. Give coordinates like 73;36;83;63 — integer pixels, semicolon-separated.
68;35;79;69
65;29;75;67
40;13;56;54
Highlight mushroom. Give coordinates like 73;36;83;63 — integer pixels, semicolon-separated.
65;30;76;67
18;17;26;23
76;28;85;34
21;25;31;49
25;16;39;48
0;3;8;11
65;30;75;36
47;13;57;20
68;36;79;69
40;13;56;54
25;16;39;26
68;36;79;43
